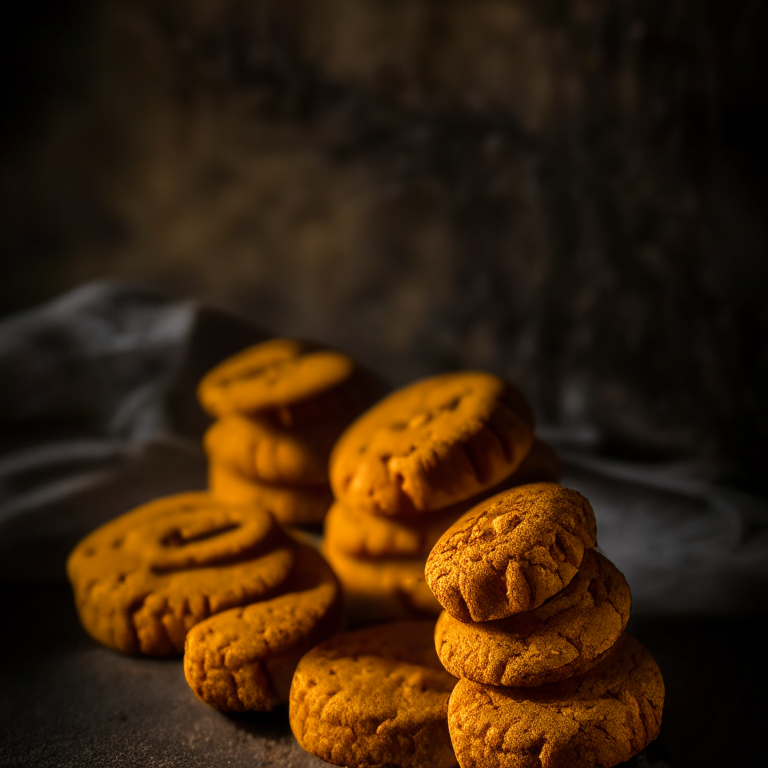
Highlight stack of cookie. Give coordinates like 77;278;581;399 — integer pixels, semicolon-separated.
325;371;554;623
425;482;665;768
67;491;343;712
198;338;381;526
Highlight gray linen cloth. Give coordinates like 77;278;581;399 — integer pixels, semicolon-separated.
0;281;266;580
1;281;766;620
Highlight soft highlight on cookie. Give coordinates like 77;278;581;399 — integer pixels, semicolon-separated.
448;633;664;768
435;549;631;687
425;483;597;622
290;621;458;768
330;372;535;517
66;492;297;655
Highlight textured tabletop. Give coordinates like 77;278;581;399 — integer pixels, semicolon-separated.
0;586;685;768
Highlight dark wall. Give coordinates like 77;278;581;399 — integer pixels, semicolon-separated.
2;0;767;484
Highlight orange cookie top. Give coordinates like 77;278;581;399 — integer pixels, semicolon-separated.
197;338;357;419
425;483;597;622
330;372;534;517
66;492;296;655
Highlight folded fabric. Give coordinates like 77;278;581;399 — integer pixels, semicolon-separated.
561;452;768;618
1;281;766;620
0;281;266;580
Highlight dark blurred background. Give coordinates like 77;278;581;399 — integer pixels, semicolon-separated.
2;0;767;488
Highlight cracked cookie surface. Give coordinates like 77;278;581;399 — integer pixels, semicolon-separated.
209;462;333;525
204;412;342;486
435;549;630;686
66;492;296;655
184;542;342;711
289;621;458;768
330;372;534;517
323;540;441;624
448;632;664;768
425;483;597;622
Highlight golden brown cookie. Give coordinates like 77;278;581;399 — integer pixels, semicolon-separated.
425;483;597;622
209;462;333;525
66;492;297;655
197;337;380;424
330;372;534;517
323;540;441;623
323;440;561;561
204;413;342;486
290;621;458;768
435;549;630;687
448;632;664;768
183;542;342;712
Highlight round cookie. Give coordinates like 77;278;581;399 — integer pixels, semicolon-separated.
184;542;342;712
330;372;535;517
448;632;664;768
66;492;297;655
197;337;379;424
209;462;333;525
290;621;458;768
425;483;597;622
323;540;441;623
435;549;631;687
204;413;342;486
324;440;561;561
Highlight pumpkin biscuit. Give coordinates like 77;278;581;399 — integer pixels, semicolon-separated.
197;337;380;425
323;540;441;623
435;549;630;687
324;440;561;561
204;413;342;486
184;542;342;712
448;632;664;768
209;462;333;525
66;492;297;655
425;483;597;622
289;621;458;768
330;372;534;517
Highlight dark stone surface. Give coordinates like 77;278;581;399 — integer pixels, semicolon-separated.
0;584;325;768
2;582;765;767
